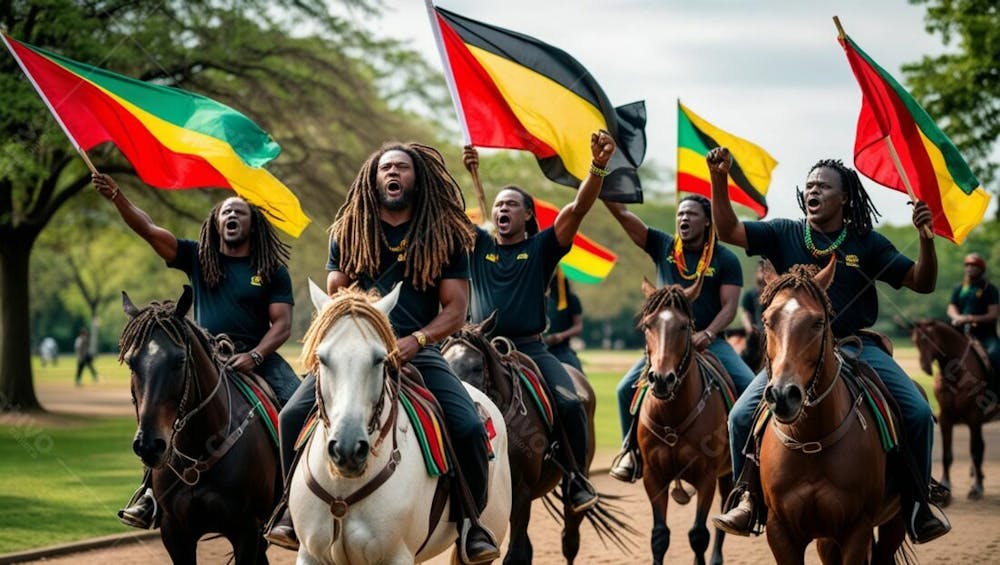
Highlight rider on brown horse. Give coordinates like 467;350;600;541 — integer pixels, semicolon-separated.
706;147;951;545
604;194;755;482
947;252;1000;397
462;130;615;515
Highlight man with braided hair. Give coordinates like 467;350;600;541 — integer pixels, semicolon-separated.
91;173;299;529
266;142;500;563
705;147;950;544
462;130;615;514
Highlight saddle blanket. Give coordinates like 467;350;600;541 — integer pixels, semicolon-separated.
230;373;280;449
515;364;555;430
629;356;737;416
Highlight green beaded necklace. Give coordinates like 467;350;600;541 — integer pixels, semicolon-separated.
803;223;847;257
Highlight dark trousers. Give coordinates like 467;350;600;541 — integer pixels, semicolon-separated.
515;339;589;475
277;346;490;509
75;354;97;383
256;353;300;407
547;342;583;372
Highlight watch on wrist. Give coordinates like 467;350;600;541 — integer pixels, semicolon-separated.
249;350;264;366
413;331;428;347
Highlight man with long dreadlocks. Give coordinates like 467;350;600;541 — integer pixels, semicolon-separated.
461;130;615;515
705;147;951;544
603;194;755;483
264;142;501;563
92;173;300;530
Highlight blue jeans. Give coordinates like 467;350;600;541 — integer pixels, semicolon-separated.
727;336;934;488
616;338;755;440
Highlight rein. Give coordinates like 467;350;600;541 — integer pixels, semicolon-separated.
643;320;695;403
640;354;717;447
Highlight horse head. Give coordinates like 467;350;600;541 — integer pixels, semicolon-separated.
760;256;837;424
638;277;702;400
910;318;962;377
302;280;400;478
121;286;197;468
443;311;499;393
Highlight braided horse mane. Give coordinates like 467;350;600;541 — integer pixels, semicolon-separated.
299;287;401;376
637;285;695;329
119;295;219;366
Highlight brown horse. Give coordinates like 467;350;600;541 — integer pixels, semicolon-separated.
443;314;626;564
758;259;905;565
121;287;280;564
910;318;999;504
635;278;733;565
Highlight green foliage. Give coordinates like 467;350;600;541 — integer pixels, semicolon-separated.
903;0;1000;214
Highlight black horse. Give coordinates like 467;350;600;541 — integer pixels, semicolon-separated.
121;286;279;564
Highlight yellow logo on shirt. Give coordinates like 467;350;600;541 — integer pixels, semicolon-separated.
397;252;406;263
250;275;263;287
485;253;498;263
845;254;860;268
516;252;529;260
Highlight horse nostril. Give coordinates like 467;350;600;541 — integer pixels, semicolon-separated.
763;385;776;405
328;440;339;460
787;385;803;405
664;372;677;387
132;438;143;456
355;440;370;461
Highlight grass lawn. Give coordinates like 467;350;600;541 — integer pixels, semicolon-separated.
0;345;934;554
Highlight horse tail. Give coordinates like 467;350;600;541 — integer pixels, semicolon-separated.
541;491;640;554
893;539;917;565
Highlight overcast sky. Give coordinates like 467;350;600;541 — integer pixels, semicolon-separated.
347;0;995;228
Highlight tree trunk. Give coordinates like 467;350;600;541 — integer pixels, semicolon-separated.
0;232;40;412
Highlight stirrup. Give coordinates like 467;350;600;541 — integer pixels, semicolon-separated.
117;488;157;530
609;449;641;483
458;518;500;565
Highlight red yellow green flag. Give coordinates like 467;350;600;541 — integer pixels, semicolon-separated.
2;34;309;237
838;32;989;244
428;3;647;203
677;101;776;218
534;198;617;284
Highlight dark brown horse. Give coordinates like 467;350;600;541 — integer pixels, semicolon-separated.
635;278;732;565
443;314;624;564
758;259;904;564
121;287;280;564
910;319;999;504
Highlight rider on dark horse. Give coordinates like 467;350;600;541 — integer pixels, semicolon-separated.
948;252;1000;397
604;194;755;482
706;147;952;544
461;130;616;514
92;173;300;530
266;142;500;564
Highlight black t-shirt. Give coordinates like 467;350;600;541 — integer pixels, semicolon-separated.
167;239;294;347
547;291;582;335
950;281;999;340
470;227;570;337
326;221;470;337
741;287;763;329
744;218;913;337
645;228;743;331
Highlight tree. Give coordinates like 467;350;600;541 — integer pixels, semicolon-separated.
903;0;1000;217
1;1;440;412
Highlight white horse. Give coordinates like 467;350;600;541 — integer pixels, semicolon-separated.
290;281;512;564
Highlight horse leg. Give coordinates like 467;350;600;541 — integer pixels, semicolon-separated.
764;519;806;565
688;478;715;565
562;497;585;565
709;473;733;565
230;520;267;565
969;422;985;500
644;481;670;565
871;514;906;565
838;521;876;565
160;521;199;565
939;415;954;507
504;487;533;565
815;539;841;564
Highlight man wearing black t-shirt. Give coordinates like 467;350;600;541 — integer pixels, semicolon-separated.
948;253;1000;393
705;147;950;544
462;130;616;514
92;173;299;530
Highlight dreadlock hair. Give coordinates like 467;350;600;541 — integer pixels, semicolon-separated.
197;198;290;289
759;264;833;319
498;185;539;236
636;285;695;329
678;193;715;245
299;287;400;376
796;159;881;236
330;142;476;291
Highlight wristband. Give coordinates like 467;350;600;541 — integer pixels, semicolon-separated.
704;330;715;341
249;350;264;366
413;331;428;347
589;162;610;177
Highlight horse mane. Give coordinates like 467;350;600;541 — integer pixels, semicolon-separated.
118;300;215;363
637;285;694;327
759;264;834;318
299;287;400;375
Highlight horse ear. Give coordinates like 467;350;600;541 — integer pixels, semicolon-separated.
641;277;658;298
683;273;704;304
480;310;499;335
308;278;331;312
374;282;402;316
761;258;778;286
175;285;193;318
815;254;837;290
122;291;140;318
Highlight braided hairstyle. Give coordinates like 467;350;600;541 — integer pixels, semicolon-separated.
197;198;290;289
758;264;833;319
330;142;475;291
636;285;695;329
797;159;881;236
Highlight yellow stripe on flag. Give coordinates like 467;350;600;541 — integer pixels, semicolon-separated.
918;129;990;245
679;103;776;195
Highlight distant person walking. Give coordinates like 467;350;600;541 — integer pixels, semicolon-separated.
39;336;58;367
74;327;98;385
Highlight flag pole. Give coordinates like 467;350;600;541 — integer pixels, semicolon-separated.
675;99;682;212
833;17;933;238
2;33;98;175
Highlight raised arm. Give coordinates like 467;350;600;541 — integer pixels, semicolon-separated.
603;200;649;248
92;173;178;262
706;147;748;249
553;130;616;247
900;201;937;293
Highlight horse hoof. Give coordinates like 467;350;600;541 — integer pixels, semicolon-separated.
967;487;983;500
670;482;694;505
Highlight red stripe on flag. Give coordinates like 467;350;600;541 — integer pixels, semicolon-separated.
532;198;617;262
677;172;768;218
